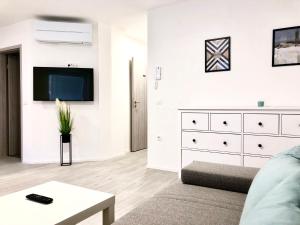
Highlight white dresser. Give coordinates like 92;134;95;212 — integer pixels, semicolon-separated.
180;108;300;168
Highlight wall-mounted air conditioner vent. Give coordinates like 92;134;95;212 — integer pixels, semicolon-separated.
34;20;93;44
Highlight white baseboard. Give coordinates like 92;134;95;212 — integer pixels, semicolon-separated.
22;157;103;164
146;163;178;173
22;152;129;164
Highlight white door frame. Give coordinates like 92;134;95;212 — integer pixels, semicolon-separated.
0;45;22;160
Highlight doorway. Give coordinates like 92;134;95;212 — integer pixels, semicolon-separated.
130;58;147;152
0;48;21;159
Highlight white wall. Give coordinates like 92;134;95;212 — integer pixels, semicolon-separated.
28;22;102;163
0;19;146;163
147;0;300;171
111;28;147;154
0;20;36;162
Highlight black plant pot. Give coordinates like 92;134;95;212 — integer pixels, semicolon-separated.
60;134;72;166
61;134;71;143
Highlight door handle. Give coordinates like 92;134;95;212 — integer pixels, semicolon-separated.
134;101;140;108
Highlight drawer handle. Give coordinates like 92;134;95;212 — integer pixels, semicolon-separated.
258;122;263;127
258;144;263;149
223;121;228;126
223;141;228;146
192;120;197;124
192;139;197;143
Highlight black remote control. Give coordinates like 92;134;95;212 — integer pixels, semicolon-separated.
26;194;53;204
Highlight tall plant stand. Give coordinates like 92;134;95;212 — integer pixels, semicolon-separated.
60;134;72;166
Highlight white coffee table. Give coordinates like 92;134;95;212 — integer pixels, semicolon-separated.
0;181;115;225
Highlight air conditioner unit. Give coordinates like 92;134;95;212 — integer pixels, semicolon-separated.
34;20;93;44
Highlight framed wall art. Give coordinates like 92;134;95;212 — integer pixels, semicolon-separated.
272;26;300;67
205;36;231;72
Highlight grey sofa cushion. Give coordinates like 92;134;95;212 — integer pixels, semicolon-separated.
113;183;246;225
182;161;259;193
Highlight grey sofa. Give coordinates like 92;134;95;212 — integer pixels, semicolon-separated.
113;161;259;225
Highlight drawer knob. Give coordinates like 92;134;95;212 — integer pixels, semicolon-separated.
192;139;197;143
223;121;228;126
258;144;263;149
223;141;228;146
258;122;263;127
192;120;196;124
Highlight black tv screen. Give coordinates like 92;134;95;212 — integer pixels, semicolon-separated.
33;67;94;101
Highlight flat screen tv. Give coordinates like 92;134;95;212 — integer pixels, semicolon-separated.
33;67;94;101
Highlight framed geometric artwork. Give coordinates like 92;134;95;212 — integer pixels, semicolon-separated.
205;37;231;73
272;26;300;67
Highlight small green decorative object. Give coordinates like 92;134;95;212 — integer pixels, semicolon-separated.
257;101;264;107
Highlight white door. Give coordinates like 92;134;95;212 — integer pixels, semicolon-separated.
130;58;147;152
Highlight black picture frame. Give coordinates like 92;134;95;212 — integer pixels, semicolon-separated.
272;26;300;67
205;36;231;73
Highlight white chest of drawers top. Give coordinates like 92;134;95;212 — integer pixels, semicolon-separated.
180;108;300;169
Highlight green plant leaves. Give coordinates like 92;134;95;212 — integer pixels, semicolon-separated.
56;99;73;135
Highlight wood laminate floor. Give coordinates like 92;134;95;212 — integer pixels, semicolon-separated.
0;150;178;224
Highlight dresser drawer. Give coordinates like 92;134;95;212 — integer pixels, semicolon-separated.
243;156;270;168
182;150;241;168
182;113;209;130
244;135;300;156
182;132;241;153
282;114;300;136
244;114;279;134
211;113;241;132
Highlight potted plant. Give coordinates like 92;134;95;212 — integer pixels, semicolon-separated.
56;99;73;143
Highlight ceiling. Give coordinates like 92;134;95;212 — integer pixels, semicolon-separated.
0;0;181;42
